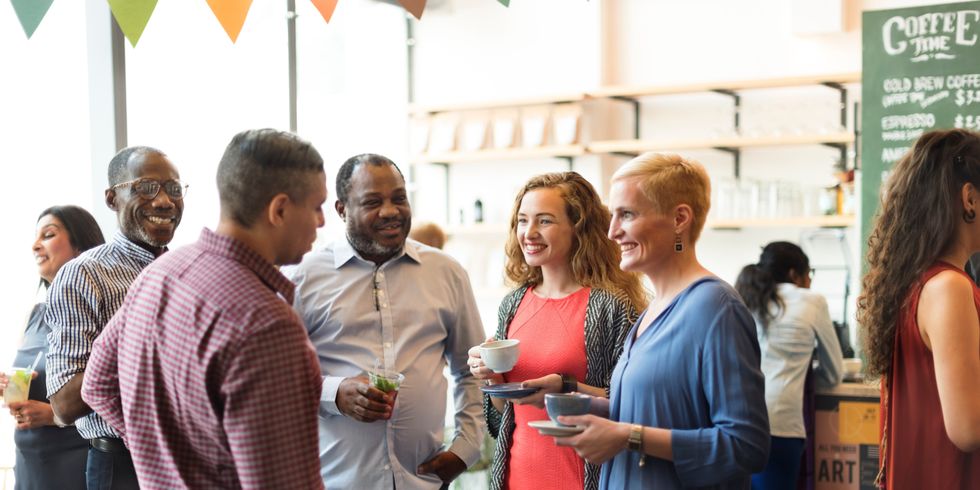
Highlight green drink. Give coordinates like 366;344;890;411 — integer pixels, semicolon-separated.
4;368;32;405
369;370;405;409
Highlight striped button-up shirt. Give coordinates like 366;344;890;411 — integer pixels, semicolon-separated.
82;228;324;490
45;231;157;440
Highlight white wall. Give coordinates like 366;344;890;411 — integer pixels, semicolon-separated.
0;2;94;474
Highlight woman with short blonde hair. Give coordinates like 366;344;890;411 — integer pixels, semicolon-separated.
556;153;769;489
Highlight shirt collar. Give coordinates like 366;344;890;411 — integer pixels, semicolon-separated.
332;236;422;269
199;228;296;303
110;230;161;265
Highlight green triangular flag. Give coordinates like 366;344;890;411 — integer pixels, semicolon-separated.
106;0;158;47
497;0;510;5
10;0;55;38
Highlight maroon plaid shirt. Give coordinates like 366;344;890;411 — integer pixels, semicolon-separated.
83;228;324;489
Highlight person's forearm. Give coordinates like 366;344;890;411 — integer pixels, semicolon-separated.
49;374;92;423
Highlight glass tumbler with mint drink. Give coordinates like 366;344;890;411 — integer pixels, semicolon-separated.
369;370;405;407
4;368;32;405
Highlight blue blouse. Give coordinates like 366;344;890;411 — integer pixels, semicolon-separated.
600;277;770;489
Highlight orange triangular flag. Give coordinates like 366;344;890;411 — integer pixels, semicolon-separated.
206;0;253;43
399;0;425;20
310;0;337;23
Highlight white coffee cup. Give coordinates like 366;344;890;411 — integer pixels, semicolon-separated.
479;339;520;373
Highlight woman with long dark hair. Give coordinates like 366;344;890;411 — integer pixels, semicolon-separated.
735;241;842;490
859;128;980;489
1;205;104;490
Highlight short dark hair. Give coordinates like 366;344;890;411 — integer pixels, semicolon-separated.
36;205;106;286
107;146;165;186
335;153;404;204
217;129;325;227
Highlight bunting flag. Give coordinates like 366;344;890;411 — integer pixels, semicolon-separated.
106;0;158;47
206;0;253;43
310;0;338;23
497;0;510;6
10;0;54;38
399;0;425;20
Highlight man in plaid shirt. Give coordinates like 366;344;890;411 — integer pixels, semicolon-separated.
83;129;327;489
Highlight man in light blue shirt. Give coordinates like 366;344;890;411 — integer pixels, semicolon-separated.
285;153;485;489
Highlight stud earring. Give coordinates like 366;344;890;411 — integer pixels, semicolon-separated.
674;233;683;252
965;208;977;224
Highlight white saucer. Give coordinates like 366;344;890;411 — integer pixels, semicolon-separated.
528;420;585;437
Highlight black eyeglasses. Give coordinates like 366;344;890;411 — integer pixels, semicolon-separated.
110;178;188;200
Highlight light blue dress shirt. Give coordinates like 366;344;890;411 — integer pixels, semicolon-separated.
756;283;843;438
285;238;486;489
600;277;770;489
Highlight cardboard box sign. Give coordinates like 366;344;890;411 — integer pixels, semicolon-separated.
814;394;880;490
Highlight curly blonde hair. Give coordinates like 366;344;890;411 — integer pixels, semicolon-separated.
858;129;980;380
503;172;648;310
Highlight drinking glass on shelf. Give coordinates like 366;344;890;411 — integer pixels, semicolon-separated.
712;178;736;220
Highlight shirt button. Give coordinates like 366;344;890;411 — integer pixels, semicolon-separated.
381;302;388;308
384;342;392;348
383;464;391;471
378;290;385;297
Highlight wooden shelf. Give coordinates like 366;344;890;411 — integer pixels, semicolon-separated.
411;145;585;164
588;131;853;154
590;72;861;99
409;93;587;115
708;215;855;229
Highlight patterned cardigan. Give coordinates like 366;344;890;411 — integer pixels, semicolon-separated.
484;286;640;490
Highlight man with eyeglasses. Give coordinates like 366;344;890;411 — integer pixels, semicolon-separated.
82;129;326;490
45;146;184;490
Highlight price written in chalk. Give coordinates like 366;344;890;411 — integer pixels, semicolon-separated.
954;114;980;130
955;89;980;107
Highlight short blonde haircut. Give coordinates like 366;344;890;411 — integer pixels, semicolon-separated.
611;152;711;242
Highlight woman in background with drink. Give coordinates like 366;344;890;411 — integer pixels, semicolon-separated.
735;241;843;489
0;205;104;490
467;172;646;490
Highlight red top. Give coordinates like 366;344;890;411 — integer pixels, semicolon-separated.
82;229;324;490
882;262;980;489
505;286;590;490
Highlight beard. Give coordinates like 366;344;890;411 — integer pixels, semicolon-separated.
346;216;408;262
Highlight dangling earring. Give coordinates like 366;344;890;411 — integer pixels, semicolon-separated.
674;233;683;252
964;208;976;224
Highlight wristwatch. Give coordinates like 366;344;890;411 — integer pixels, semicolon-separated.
559;373;578;393
628;424;646;467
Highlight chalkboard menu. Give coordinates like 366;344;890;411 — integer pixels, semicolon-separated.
862;1;980;250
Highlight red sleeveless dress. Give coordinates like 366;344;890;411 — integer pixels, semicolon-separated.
504;287;589;490
881;262;980;489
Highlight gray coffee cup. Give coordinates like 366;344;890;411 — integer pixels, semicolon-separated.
544;393;591;426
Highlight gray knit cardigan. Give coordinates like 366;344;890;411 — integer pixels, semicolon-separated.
484;286;640;490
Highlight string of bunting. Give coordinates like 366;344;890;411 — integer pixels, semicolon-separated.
7;0;511;45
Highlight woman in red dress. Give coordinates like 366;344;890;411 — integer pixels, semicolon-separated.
467;172;646;490
859;128;980;489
